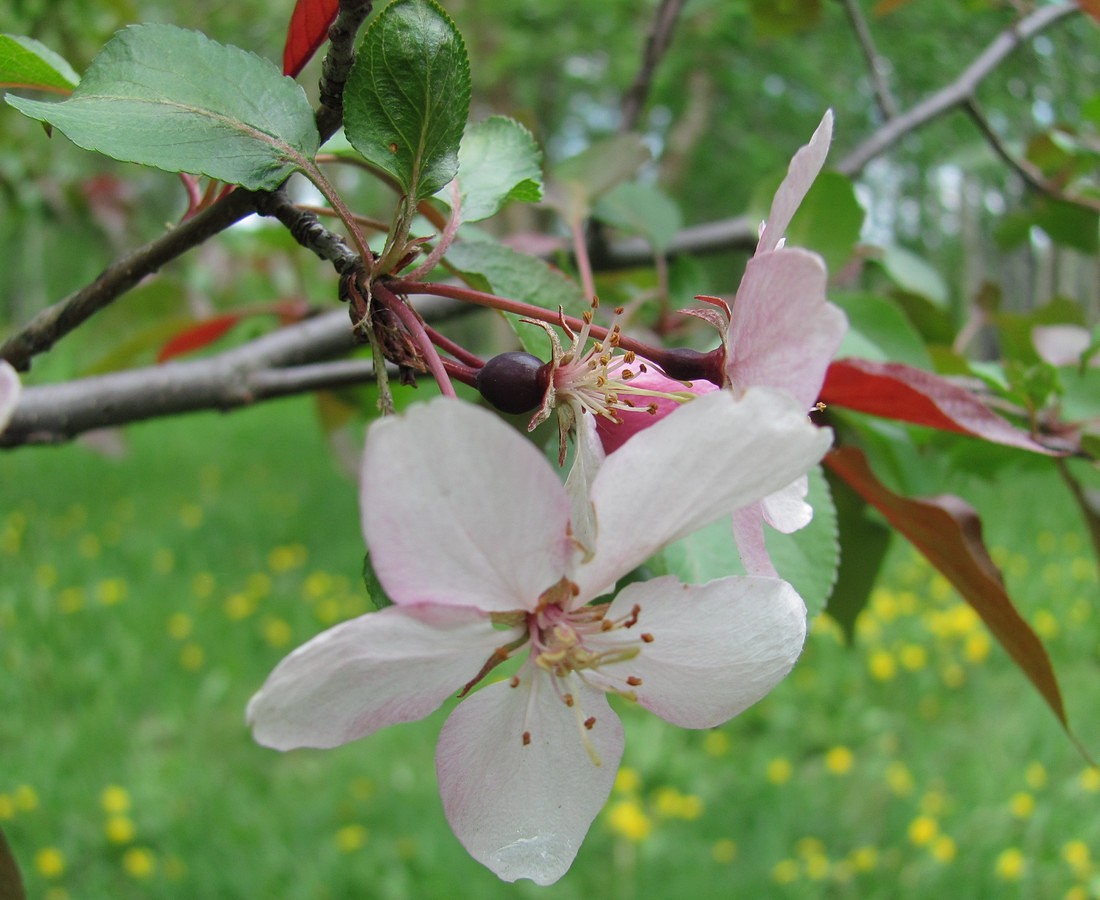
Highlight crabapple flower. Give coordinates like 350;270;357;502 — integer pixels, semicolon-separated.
592;113;847;577
248;391;831;885
595;368;718;454
526;301;695;463
0;361;21;435
720;111;847;574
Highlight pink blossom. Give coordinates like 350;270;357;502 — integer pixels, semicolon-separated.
594;368;718;454
592;114;847;576
248;390;830;884
719;111;847;574
0;361;20;435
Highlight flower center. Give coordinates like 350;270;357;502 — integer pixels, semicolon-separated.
489;579;654;762
521;300;699;463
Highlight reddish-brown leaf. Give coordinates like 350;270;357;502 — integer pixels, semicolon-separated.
1079;0;1100;24
156;314;244;363
283;0;340;78
825;446;1071;732
822;358;1064;454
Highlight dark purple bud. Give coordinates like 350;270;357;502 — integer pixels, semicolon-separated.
475;351;548;415
659;347;721;383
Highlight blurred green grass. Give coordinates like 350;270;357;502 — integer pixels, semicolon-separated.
1;397;1098;899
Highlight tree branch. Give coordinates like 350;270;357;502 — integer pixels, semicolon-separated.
0;189;260;372
620;0;689;133
837;2;1078;175
316;0;375;139
838;0;898;120
964;98;1100;215
0;296;464;447
606;0;1082;269
0;4;372;373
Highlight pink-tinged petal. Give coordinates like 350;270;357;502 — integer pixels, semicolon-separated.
362;398;573;613
731;503;778;577
436;675;623;885
595;575;806;728
595;370;718;454
0;360;21;434
247;604;522;751
726;248;847;410
762;475;812;533
579;388;832;599
757;110;833;254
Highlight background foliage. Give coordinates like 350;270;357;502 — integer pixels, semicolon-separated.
1;0;1098;897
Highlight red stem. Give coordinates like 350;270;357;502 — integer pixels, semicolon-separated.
390;279;723;383
372;282;456;398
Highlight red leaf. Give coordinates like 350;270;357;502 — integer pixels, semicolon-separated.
283;0;340;78
156;301;310;363
822;358;1063;454
156;314;245;363
825;446;1072;734
1079;0;1100;25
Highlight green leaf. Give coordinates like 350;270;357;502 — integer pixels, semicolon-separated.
996;198;1100;254
872;244;949;307
830;290;932;369
824;466;893;642
4;25;318;190
651;465;839;620
0;34;79;92
445;116;542;222
344;0;471;201
445;239;589;356
362;552;395;611
548;133;651;224
764;466;840;620
784;172;864;274
594;182;683;254
750;0;823;36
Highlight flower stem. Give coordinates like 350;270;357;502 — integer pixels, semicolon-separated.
389;279;724;384
372;282;456;398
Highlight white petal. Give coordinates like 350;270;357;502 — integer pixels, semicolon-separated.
596;575;807;728
436;675;623;885
762;475;813;533
727;248;847;410
578;388;832;599
757;110;833;254
247;604;522;751
361;398;573;614
0;360;21;435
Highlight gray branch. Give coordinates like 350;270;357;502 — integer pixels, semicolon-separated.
1;297;461;447
836;2;1078;174
606;1;1080;269
838;0;898;120
0;3;373;373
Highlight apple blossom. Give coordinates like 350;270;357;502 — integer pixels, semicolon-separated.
0;361;20;435
719;110;847;575
524;300;695;463
595;112;848;575
248;390;831;885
